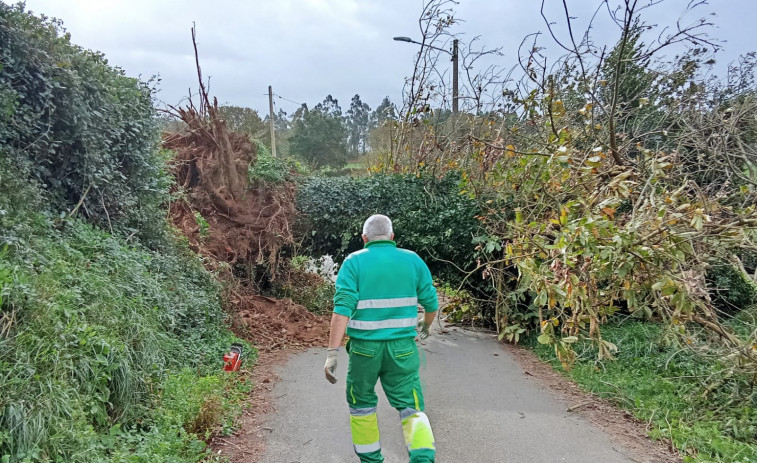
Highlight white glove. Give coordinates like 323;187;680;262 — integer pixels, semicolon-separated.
418;320;431;340
324;348;339;384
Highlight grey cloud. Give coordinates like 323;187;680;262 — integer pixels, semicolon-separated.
11;0;756;115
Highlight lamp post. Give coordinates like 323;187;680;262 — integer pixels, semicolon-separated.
393;36;459;114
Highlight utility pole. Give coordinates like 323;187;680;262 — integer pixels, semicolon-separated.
452;39;459;114
268;85;277;158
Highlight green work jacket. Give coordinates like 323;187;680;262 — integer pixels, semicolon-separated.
333;240;438;340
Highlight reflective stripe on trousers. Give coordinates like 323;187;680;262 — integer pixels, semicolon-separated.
346;338;435;462
349;407;381;458
401;409;436;455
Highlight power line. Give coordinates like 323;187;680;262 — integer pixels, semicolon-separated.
264;92;305;107
275;93;305;106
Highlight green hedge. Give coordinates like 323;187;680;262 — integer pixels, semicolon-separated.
297;173;482;284
0;6;251;461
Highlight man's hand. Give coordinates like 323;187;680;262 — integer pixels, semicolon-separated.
325;313;348;384
324;348;339;384
417;320;431;340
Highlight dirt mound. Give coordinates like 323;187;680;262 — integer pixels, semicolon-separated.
229;292;329;352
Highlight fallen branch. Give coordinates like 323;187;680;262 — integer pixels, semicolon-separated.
566;400;593;412
68;184;92;218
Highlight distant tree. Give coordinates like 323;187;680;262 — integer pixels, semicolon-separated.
368;97;399;153
274;108;290;132
291;103;309;124
290;97;348;167
373;96;398;125
600;21;655;109
347;94;372;156
316;94;343;118
218;105;266;137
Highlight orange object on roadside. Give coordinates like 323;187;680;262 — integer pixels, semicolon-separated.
223;343;243;372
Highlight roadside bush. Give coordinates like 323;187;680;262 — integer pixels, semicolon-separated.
437;284;481;325
153;368;250;439
707;263;757;314
248;140;307;185
273;257;335;315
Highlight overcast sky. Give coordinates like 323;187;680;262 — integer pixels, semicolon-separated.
9;0;757;116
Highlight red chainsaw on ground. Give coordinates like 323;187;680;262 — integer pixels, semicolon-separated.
223;343;244;372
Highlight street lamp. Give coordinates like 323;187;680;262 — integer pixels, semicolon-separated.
393;36;459;114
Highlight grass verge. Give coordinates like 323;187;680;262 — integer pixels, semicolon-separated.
527;320;757;463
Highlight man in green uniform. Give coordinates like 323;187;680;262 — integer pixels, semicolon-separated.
324;214;438;463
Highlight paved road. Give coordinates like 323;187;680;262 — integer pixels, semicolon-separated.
259;325;637;463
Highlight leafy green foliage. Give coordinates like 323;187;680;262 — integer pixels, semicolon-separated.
194;211;210;238
529;322;757;462
248;140;307;185
0;4;168;245
438;284;480;324
152;368;251;439
297;173;482;284
0;7;253;461
103;365;251;463
707;264;757;314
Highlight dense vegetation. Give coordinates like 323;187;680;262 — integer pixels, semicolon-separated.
1;5;249;462
298;173;482;284
0;5;169;246
378;2;757;460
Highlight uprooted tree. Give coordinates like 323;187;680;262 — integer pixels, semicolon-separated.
382;0;757;389
162;26;296;276
159;27;331;352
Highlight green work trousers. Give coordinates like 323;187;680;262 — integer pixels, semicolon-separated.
345;337;436;463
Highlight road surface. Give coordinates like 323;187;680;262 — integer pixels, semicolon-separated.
258;325;641;463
